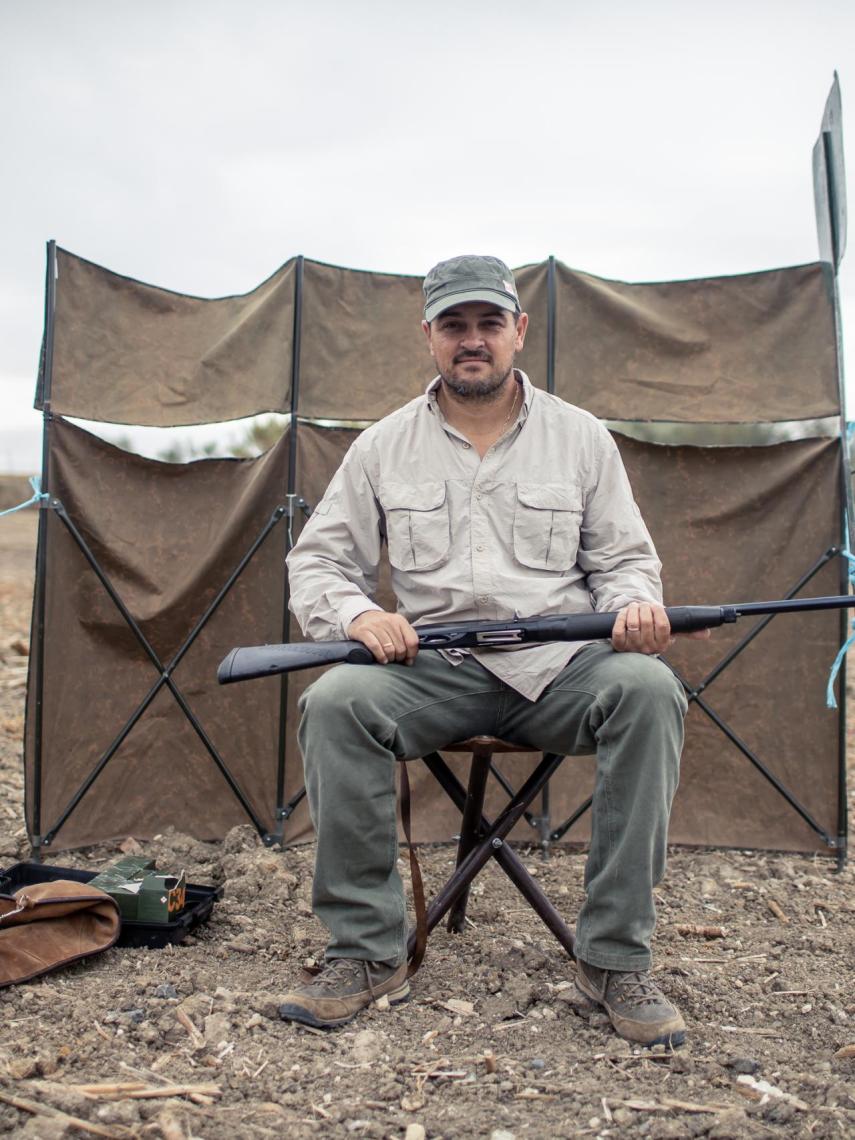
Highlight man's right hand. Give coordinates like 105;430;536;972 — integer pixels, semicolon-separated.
347;611;420;665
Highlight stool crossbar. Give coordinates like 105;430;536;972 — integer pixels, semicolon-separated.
404;737;577;962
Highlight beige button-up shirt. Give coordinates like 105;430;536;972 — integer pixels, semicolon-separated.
287;371;663;700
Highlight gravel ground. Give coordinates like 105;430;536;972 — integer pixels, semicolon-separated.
0;510;853;1140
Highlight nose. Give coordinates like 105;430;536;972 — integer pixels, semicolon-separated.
460;326;486;349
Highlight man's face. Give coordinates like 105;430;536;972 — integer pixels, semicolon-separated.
422;301;528;399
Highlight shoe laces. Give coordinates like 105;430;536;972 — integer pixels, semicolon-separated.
608;970;665;1007
304;957;367;990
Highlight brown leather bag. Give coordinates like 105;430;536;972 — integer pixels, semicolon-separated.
0;880;121;987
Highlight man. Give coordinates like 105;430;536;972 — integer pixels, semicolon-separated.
280;254;701;1047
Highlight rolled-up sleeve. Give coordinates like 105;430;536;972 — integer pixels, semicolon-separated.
577;431;663;613
286;446;384;640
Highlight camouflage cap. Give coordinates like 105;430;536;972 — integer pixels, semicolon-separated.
423;254;520;322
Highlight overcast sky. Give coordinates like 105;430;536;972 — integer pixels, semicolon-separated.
1;0;854;471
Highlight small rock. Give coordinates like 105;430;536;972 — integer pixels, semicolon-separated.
442;998;475;1016
763;1100;796;1124
612;1108;632;1125
204;1012;230;1046
405;1125;426;1140
707;1108;749;1139
490;1131;516;1140
154;983;178;1000
527;1058;546;1070
726;1056;760;1075
94;1100;141;1126
19;1119;66;1139
351;1029;383;1064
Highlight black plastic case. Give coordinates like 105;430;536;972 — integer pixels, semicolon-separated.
0;862;223;949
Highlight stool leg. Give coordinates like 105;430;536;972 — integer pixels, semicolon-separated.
446;743;492;933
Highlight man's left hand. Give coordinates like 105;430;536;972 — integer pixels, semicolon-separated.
612;602;711;654
612;602;672;654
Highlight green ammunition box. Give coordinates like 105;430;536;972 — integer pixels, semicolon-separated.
89;856;187;924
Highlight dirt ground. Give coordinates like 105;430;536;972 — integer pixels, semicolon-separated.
0;510;853;1140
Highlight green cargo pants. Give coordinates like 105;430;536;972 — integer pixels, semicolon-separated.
298;643;687;972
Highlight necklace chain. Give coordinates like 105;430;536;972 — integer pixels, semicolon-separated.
502;383;520;430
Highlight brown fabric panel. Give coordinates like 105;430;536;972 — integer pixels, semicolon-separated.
45;249;295;426
513;262;548;390
24;418;290;848
620;435;842;852
298;262;432;419
554;262;839;422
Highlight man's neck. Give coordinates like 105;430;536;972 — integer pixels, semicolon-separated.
436;372;521;440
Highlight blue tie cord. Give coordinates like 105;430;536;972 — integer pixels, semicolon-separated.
0;476;49;518
826;543;855;709
827;430;855;709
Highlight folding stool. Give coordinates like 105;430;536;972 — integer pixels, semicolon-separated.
402;737;577;965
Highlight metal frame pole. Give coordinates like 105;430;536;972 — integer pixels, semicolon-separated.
820;124;850;870
546;254;556;396
273;255;305;842
27;239;58;858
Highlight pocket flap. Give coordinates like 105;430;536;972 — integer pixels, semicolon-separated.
516;483;582;511
380;481;446;511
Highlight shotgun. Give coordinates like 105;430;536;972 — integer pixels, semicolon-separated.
217;594;855;685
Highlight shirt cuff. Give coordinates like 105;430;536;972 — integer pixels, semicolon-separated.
338;597;383;639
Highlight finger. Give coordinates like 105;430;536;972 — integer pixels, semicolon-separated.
361;631;392;664
625;602;640;630
652;605;671;653
368;625;398;664
636;603;657;654
401;622;420;665
611;607;628;652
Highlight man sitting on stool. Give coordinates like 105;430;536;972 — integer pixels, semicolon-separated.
280;254;706;1046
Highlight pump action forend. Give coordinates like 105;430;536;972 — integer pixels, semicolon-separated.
216;594;855;685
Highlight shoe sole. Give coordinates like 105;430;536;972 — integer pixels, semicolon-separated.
279;982;411;1030
574;979;686;1050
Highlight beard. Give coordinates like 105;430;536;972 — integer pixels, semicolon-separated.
439;358;514;401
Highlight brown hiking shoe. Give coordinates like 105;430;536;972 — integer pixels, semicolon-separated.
278;958;409;1029
575;959;686;1048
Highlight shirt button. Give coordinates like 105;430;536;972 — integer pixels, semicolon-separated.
475;544;485;551
475;492;482;500
462;442;471;449
479;595;489;603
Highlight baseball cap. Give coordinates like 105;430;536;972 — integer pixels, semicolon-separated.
423;255;521;322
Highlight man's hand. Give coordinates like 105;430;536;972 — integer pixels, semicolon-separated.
611;601;711;654
347;610;420;665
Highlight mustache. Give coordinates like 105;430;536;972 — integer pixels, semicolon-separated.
454;351;492;363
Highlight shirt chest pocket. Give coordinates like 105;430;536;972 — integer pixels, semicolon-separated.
380;481;451;571
513;483;584;571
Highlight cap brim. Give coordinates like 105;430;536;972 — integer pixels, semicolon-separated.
424;288;520;323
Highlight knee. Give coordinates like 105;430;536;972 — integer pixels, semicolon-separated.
300;664;370;722
610;655;687;719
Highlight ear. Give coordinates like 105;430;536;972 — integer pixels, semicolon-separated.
421;319;436;359
514;312;529;352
